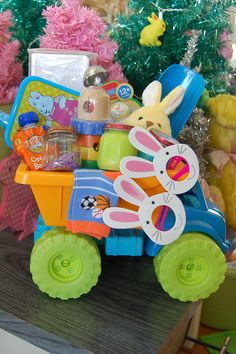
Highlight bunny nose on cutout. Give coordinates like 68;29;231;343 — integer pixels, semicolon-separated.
146;121;154;128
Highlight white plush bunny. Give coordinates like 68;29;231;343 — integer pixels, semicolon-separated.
103;176;186;245
120;127;199;195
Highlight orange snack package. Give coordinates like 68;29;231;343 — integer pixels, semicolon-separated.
12;112;45;171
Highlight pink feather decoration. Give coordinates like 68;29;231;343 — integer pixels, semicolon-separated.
0;11;23;104
40;0;126;83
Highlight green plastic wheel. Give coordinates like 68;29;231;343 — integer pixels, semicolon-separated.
154;233;226;302
30;228;101;300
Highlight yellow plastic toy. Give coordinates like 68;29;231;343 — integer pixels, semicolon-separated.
139;12;166;47
207;94;236;230
124;80;185;135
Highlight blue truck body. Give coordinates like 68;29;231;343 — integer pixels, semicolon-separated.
35;181;230;257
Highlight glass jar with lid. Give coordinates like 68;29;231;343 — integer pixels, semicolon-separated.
43;127;80;171
150;128;178;146
97;124;137;171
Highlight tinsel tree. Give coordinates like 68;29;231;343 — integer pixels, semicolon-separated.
40;0;126;82
111;0;236;97
178;31;211;177
0;0;57;72
178;108;210;177
0;10;23;104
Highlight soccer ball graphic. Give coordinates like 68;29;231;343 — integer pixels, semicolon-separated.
81;196;97;210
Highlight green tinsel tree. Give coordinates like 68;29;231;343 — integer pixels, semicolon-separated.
111;0;236;97
0;0;57;72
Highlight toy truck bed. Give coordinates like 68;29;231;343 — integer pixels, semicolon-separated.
15;161;73;227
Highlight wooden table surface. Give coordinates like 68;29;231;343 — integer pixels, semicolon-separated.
0;229;198;354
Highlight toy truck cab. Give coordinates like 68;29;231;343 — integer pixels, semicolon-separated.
182;181;230;252
146;180;230;258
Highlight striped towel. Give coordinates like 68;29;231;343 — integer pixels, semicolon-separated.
67;169;120;239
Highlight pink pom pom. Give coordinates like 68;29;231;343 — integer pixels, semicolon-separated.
220;30;233;61
97;39;118;65
107;62;127;82
40;0;125;82
0;11;23;104
0;11;13;45
40;1;107;51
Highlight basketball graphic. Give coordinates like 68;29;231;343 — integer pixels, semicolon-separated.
96;195;111;210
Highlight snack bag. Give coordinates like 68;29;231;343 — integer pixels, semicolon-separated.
12;112;45;171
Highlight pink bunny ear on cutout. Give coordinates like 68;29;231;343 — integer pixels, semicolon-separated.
114;176;148;206
120;156;155;178
103;207;141;229
129;127;162;156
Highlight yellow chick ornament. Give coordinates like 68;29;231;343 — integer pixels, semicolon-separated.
139;12;166;47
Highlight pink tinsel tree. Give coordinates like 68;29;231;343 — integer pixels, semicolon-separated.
40;0;126;82
0;10;23;105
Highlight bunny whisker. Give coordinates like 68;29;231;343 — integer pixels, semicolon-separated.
152;230;158;238
157;232;163;242
166;194;174;204
188;165;196;180
152;230;162;243
165;180;175;192
163;193;173;204
177;144;187;155
174;215;183;230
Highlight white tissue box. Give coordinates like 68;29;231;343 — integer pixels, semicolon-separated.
28;48;97;92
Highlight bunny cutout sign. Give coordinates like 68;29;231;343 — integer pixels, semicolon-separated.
121;127;199;195
103;126;200;245
103;176;186;245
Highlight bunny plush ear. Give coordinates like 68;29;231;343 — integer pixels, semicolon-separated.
120;156;155;178
129;126;163;156
159;85;185;116
103;208;141;229
114;176;148;206
142;81;162;106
